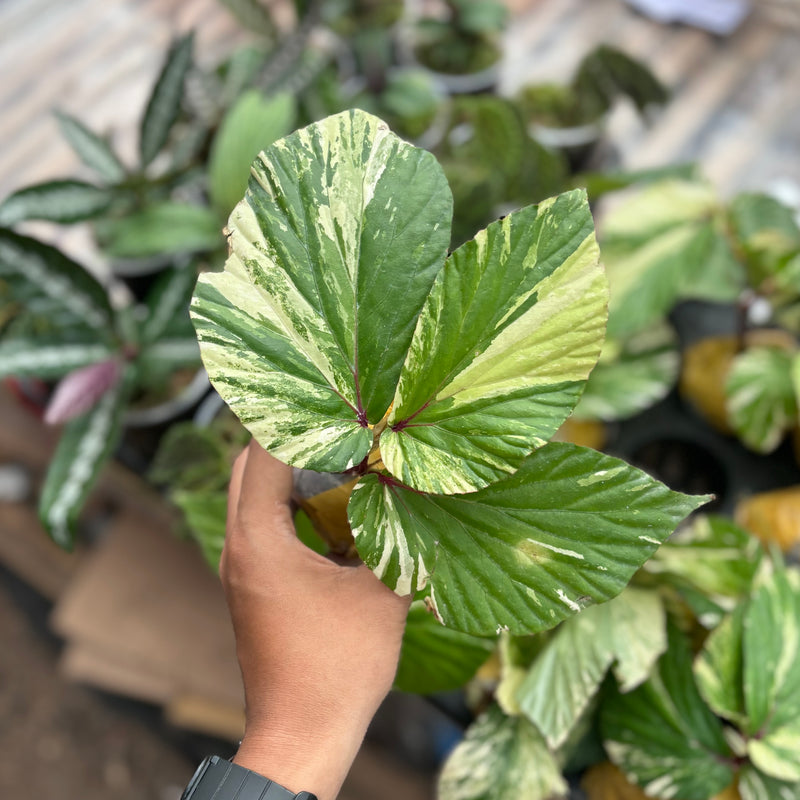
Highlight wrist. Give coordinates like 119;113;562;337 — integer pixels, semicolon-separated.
234;709;372;800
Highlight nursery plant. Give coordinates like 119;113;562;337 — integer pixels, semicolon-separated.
433;95;568;247
601;178;800;457
190;108;706;637
437;515;800;800
404;0;508;83
517;44;668;168
0;229;203;547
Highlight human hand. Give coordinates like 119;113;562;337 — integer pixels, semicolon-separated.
221;440;412;800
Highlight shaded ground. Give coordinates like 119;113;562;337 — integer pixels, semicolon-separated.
0;564;223;800
0;563;439;799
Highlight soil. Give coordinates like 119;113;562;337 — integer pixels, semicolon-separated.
0;564;221;800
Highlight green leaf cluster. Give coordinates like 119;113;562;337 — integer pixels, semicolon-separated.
604;556;800;800
437;517;799;800
192;109;706;639
0;230;203;547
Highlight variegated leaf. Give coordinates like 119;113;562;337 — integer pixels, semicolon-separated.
192;110;452;472
0;339;114;380
601;180;743;338
438;704;567;800
347;442;708;635
137;337;202;374
573;323;679;422
39;368;133;548
381;191;606;494
694;604;747;727
601;623;734;800
744;566;800;782
0;179;113;225
395;601;495;694
140;32;194;167
517;587;666;749
645;515;762;614
55;111;126;183
726;346;798;454
738;765;800;800
141;264;199;344
0;228;114;335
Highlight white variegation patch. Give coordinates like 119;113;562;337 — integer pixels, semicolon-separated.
0;343;112;379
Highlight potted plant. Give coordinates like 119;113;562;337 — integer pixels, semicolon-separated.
516;44;669;169
399;0;508;94
0;229;206;546
433;95;568;247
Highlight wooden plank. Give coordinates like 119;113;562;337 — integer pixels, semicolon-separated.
51;511;243;709
61;642;176;705
165;695;245;742
0;503;80;600
627;22;776;168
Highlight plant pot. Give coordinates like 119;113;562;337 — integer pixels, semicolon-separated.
395;22;501;95
116;369;211;473
528;117;606;172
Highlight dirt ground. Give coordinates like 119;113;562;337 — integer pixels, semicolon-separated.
0;562;440;799
0;564;208;799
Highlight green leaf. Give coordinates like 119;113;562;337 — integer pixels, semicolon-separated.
381;191;606;494
738;765;800;800
726;346;798;454
0;228;114;334
0;180;113;225
574;323;679;421
395;601;495;694
208;90;295;215
137;336;201;375
601;623;734;800
218;0;279;38
574;45;669;116
100;202;222;258
173;490;227;571
149;421;230;492
348;442;708;635
694;604;747;727
140;33;194;167
577;163;699;201
645;515;762;612
744;567;800;781
192;110;453;472
55;111;126;183
517;588;666;748
141;264;199;344
39;369;133;548
601;180;743;337
729;193;800;289
0;339;114;380
438;704;567;800
496;633;547;716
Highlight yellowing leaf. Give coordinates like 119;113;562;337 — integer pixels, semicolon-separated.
582;763;741;800
736;485;800;553
581;762;654;800
680;330;798;434
680;336;739;433
296;479;358;557
553;417;607;450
